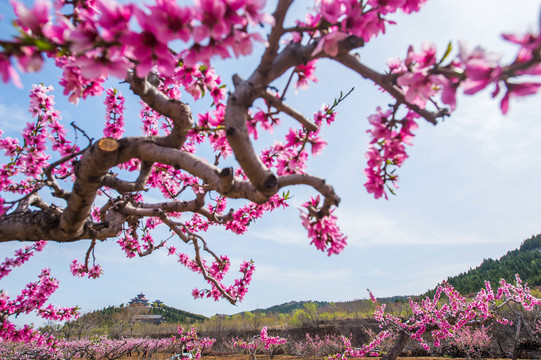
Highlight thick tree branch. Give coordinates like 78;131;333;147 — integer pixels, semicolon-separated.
121;192;205;217
256;0;293;78
101;161;154;194
0;202;126;242
226;35;364;197
125;72;193;148
59;138;123;238
335;53;448;125
0;132;342;242
43;146;87;201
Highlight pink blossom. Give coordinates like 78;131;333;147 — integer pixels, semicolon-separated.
343;9;387;42
397;71;445;109
309;136;327;156
95;0;134;42
312;30;348;57
400;0;428;14
500;82;541;114
124;8;178;78
145;0;192;43
462;58;502;95
10;0;51;35
103;88;125;139
193;0;228;43
318;0;349;23
294;60;318;90
299;196;347;256
368;0;406;15
502;31;541;50
0;53;22;88
412;41;437;68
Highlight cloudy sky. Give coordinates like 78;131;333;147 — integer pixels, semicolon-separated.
2;0;541;326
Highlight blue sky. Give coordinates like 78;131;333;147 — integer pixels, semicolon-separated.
2;0;541;327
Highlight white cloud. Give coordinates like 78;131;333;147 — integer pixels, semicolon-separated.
0;102;29;131
337;208;506;247
255;263;353;284
430;96;541;172
250;225;307;246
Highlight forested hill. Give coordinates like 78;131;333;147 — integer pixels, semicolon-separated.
440;234;541;295
250;300;329;315
74;302;207;326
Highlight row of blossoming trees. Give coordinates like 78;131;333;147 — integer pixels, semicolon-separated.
2;276;541;359
1;0;541;352
0;326;216;360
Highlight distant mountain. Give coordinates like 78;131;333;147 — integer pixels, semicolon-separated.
430;233;541;295
249;300;330;315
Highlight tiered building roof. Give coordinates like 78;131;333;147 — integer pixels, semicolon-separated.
128;293;149;307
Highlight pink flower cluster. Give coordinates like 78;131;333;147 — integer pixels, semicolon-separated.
364;107;419;199
365;24;541;199
0;84;77;199
258;104;334;177
234;326;287;357
1;244;78;346
299;196;347;256
190;258;255;303
69;259;103;279
176;326;216;359
335;330;392;358
294;60;318;90
301;0;427;58
293;333;347;357
2;0;270;101
225;194;288;234
1;333;215;359
450;325;492;358
116;217;162;258
0;240;46;280
103;88;125;139
260;326;287;350
1;266;78;345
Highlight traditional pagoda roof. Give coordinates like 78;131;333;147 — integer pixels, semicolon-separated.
128;292;150;307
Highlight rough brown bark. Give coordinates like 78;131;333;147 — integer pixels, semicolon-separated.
512;314;522;360
381;330;409;360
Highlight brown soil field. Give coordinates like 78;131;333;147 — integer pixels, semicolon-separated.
117;356;520;360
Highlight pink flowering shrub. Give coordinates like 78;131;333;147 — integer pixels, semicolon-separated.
450;325;492;360
235;327;287;360
292;333;347;357
0;241;79;345
332;275;541;360
364;32;541;198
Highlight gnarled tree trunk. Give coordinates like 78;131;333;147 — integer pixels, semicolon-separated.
381;330;409;360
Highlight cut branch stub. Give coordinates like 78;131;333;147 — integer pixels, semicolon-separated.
60;138;122;238
98;138;120;152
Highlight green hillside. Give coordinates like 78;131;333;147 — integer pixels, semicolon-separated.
148;302;207;323
249;300;329;315
437;234;541;295
72;301;207;327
